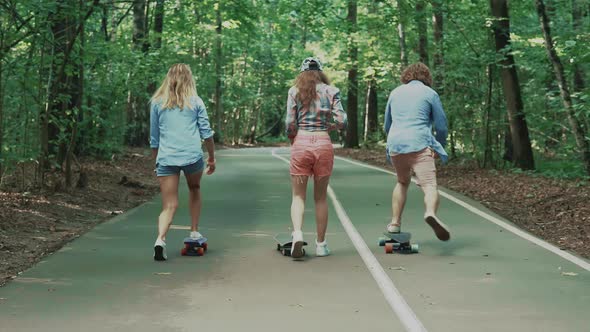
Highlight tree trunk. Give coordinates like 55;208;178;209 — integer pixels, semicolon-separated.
66;1;85;188
432;0;444;90
490;0;535;170
154;0;164;49
572;0;586;92
364;78;378;141
345;0;358;148
416;0;429;65
126;0;149;146
483;64;494;168
535;0;590;174
396;0;408;67
214;1;224;143
0;55;3;178
132;0;148;53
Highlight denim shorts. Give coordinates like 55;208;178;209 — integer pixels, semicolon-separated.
290;134;334;178
156;159;205;177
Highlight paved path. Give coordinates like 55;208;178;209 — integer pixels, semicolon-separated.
1;147;588;332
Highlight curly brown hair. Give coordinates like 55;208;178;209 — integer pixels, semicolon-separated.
295;70;331;109
400;63;432;87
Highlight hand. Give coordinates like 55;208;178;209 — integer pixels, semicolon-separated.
206;158;216;175
429;148;438;159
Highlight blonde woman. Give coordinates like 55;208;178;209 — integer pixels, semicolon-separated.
285;57;347;258
149;63;216;261
384;62;450;241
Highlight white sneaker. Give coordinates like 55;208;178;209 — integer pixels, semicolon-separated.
154;239;167;261
316;240;330;257
424;214;450;241
190;231;203;239
386;223;401;233
290;230;305;258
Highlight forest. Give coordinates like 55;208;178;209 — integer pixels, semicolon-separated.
0;0;589;190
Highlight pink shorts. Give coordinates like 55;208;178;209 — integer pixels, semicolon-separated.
290;135;334;178
390;148;437;188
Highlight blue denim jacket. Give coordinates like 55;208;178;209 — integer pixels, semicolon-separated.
150;96;214;167
384;80;448;163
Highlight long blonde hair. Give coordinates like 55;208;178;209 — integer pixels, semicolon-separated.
295;70;330;109
151;63;197;110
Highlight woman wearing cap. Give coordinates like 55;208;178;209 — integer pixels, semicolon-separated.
285;57;347;258
384;62;450;241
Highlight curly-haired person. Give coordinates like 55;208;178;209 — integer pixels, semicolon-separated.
384;62;450;241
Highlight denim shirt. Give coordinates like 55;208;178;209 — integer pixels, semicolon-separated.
384;80;449;163
150;96;214;167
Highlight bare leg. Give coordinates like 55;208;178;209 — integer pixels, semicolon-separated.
290;175;309;232
185;171;204;232
391;182;409;226
157;175;180;241
423;186;440;217
313;176;330;242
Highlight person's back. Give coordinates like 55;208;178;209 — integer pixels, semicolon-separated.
286;83;345;137
151;96;211;167
385;80;448;162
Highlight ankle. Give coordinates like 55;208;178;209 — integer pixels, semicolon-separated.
316;239;327;246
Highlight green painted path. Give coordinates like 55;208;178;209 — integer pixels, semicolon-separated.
1;147;589;332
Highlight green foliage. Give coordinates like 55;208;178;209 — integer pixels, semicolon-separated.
0;0;588;181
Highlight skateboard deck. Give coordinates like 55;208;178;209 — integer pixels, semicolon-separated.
181;237;208;256
378;232;419;254
274;233;307;257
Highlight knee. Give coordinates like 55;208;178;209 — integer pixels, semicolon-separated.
314;194;327;203
163;202;178;211
396;180;410;188
188;183;201;192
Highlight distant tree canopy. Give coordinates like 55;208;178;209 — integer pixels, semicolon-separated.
0;0;588;188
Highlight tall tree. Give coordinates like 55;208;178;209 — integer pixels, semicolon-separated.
345;0;359;148
415;0;429;65
126;0;149;146
396;0;408;67
432;0;444;90
364;0;379;141
535;0;590;174
572;0;586;92
214;1;224;143
153;0;164;50
490;0;535;170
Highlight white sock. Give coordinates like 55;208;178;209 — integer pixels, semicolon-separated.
155;238;166;247
316;239;327;246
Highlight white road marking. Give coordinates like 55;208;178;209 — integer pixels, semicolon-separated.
272;149;428;332
335;156;590;272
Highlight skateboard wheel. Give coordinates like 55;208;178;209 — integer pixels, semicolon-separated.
385;243;394;254
202;243;208;252
411;244;419;253
196;247;205;256
181;248;188;256
378;237;387;246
